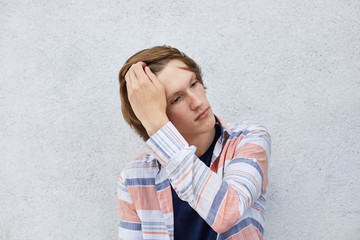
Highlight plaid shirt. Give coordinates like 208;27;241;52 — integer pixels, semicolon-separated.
117;116;271;239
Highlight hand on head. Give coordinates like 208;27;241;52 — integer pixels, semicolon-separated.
125;62;169;137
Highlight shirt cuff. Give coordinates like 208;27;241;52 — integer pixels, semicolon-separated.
146;122;190;168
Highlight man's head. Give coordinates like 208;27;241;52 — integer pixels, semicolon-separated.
119;46;206;141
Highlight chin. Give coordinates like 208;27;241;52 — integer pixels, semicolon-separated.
207;111;216;125
201;114;216;132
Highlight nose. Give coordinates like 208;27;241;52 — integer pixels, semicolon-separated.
189;92;203;110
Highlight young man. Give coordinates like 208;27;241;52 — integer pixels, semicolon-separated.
117;46;271;240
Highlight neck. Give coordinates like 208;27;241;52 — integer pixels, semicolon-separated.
185;127;216;157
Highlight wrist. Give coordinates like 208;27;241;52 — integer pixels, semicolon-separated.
145;116;170;137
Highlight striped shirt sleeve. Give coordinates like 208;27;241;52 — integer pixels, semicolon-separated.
146;121;270;233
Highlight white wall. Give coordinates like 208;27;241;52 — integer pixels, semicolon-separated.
1;0;359;239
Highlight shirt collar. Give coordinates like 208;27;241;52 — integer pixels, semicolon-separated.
214;115;231;145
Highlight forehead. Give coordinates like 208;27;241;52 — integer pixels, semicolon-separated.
156;60;194;90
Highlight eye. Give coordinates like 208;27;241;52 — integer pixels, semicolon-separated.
171;96;181;104
191;81;198;87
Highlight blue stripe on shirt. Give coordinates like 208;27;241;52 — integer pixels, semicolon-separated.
125;178;155;186
119;220;142;230
218;218;264;240
206;181;228;226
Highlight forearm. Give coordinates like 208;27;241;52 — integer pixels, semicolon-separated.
146;122;269;233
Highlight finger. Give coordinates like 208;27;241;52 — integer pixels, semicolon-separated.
128;64;141;89
125;64;139;93
124;69;132;90
145;66;163;89
137;61;146;68
133;62;152;86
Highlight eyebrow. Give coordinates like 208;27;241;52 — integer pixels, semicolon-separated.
166;74;195;101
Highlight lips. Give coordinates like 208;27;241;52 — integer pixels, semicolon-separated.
195;108;209;121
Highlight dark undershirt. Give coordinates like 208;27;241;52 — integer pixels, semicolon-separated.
171;121;221;240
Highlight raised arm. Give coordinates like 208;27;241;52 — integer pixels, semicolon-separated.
146;121;270;233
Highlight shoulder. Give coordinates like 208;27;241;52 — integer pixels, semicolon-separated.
225;120;271;160
119;152;158;182
222;120;271;156
226;120;270;139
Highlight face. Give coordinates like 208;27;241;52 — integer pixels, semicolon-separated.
156;60;215;142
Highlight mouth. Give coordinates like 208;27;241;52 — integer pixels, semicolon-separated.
195;108;210;121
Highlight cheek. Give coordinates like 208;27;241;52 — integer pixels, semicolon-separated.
166;107;185;122
197;85;207;98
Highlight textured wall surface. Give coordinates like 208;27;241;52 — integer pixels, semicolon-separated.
1;0;359;239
